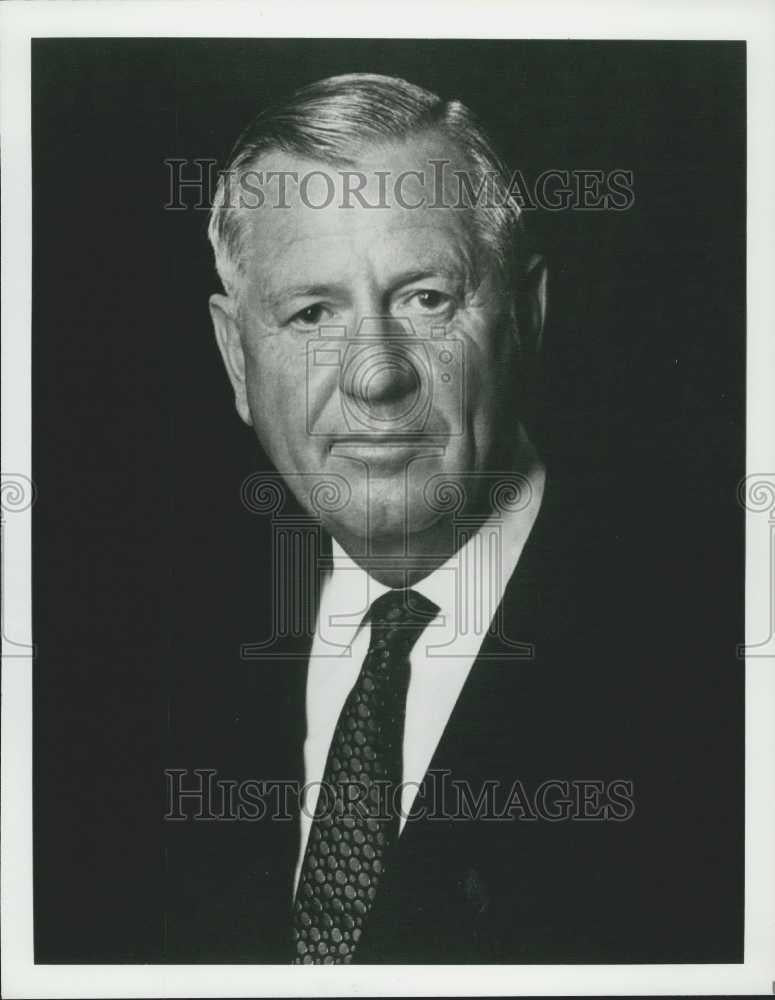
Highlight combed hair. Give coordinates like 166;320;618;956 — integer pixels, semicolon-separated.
207;73;524;302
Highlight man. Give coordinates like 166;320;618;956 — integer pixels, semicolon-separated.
164;73;740;964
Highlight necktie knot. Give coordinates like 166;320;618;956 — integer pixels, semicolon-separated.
366;588;439;636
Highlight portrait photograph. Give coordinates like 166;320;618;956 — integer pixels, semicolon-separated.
1;2;773;997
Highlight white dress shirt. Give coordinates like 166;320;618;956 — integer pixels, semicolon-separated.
294;460;545;893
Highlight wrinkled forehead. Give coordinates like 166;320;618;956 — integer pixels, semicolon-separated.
238;140;487;295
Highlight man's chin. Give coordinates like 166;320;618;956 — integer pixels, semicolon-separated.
322;502;449;556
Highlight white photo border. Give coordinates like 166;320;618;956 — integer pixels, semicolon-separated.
2;1;773;996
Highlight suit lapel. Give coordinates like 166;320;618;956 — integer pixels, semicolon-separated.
353;483;552;961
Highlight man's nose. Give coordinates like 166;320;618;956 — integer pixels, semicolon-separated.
340;317;424;418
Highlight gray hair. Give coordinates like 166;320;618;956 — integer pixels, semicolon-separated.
207;72;524;303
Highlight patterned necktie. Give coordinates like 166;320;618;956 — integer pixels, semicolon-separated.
293;587;439;964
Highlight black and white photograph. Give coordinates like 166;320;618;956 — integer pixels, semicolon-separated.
1;2;773;996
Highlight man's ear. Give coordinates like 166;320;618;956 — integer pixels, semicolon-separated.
209;293;253;426
519;253;548;354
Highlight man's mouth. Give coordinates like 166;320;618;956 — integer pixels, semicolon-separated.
330;433;428;445
327;434;447;466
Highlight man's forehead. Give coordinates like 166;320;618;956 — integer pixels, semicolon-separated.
241;145;480;294
260;220;469;269
255;229;471;309
242;140;476;250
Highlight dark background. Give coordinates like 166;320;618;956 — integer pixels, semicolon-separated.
32;39;745;962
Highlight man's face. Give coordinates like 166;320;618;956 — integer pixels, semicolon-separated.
213;136;529;554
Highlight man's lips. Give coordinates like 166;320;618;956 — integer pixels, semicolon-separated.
330;434;428;444
328;428;450;443
326;436;449;468
327;434;449;453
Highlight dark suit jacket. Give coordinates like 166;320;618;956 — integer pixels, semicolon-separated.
162;467;744;963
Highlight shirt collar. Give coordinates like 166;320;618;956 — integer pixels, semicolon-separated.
321;458;545;647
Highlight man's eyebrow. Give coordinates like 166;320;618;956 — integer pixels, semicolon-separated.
265;283;348;310
388;265;466;288
265;266;466;310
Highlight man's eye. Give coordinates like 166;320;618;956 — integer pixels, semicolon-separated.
407;290;452;312
290;304;330;327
